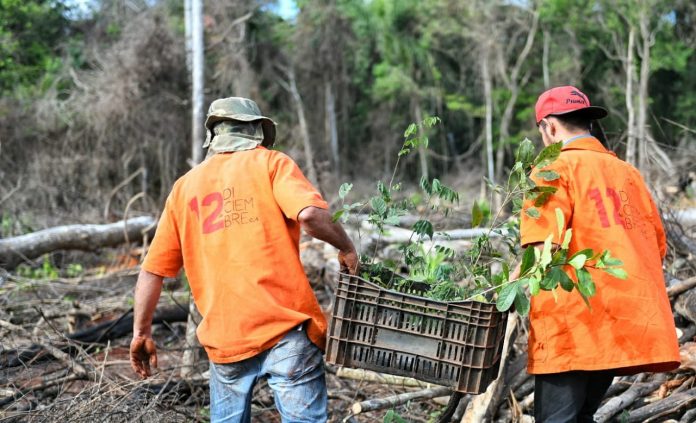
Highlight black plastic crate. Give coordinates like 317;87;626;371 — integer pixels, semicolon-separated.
326;273;508;393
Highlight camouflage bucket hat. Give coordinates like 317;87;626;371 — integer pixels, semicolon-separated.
203;97;277;148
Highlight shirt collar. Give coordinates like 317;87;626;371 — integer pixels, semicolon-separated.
563;133;592;145
560;135;616;156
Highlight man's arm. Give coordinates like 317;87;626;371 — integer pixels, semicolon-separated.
130;269;164;379
298;206;359;275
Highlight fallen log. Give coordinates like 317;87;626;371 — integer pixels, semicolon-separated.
675;288;696;325
627;387;696;423
335;367;439;388
0;216;157;269
680;407;696;423
360;221;503;244
350;386;452;414
594;374;667;423
667;276;696;298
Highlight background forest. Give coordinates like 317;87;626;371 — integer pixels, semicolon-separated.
1;0;695;231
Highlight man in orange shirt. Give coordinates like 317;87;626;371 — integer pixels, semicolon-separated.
516;86;680;422
129;97;358;422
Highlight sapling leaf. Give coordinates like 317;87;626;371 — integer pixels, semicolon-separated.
383;215;401;226
515;138;536;167
568;249;593;269
576;268;596;297
558;269;575;292
561;228;573;249
540;267;559;290
404;123;417;138
538;170;560;181
529;276;540;296
555;208;564;237
339;183;353;200
568;255;586;269
525;207;541;219
541;234;553;268
514;285;530;316
576;284;592;309
432;178;442;194
535;192;553;207
419;176;431;195
413;220;434;240
534;141;562;168
551;249;568;265
496;282;518;312
520;246;536;276
603;267;628;280
602;250;624;267
472;201;483;228
332;210;345;223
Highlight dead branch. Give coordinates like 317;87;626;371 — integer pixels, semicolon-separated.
336;367;440;389
350;386;452;415
627;387;696;423
668;276;696;298
0;216;156;269
675;288;696;325
1;304;188;369
0;319;89;378
594;374;667;423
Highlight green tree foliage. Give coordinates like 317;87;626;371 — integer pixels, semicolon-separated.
0;0;71;94
0;0;694;222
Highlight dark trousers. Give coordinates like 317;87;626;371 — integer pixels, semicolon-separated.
535;371;614;423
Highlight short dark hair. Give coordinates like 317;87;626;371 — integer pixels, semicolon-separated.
551;112;592;132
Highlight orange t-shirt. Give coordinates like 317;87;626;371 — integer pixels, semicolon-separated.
520;136;680;375
142;147;329;363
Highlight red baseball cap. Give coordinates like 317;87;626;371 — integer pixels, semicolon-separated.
535;86;608;124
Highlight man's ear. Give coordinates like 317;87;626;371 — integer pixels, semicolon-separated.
547;118;557;138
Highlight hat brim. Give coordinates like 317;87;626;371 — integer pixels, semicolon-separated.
204;114;277;148
551;106;608;121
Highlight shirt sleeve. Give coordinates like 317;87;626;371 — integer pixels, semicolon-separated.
142;196;184;277
269;152;328;220
520;161;573;247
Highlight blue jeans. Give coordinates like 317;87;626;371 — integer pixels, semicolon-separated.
208;328;327;423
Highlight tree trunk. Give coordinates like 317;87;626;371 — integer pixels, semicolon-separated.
288;68;319;188
637;9;651;174
183;0;205;378
482;51;495;186
414;101;429;181
0;216;156;269
190;0;204;165
625;26;637;165
542;28;550;89
325;81;340;175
